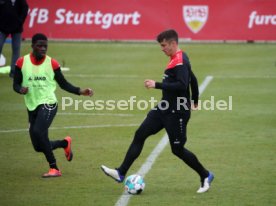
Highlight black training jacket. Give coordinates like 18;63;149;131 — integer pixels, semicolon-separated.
0;0;29;34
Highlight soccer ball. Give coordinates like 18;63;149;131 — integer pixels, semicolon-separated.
124;174;145;195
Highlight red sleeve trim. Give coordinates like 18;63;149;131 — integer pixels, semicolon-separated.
15;57;24;69
51;58;60;70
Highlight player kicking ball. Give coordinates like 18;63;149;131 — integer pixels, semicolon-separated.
101;29;214;193
13;33;93;177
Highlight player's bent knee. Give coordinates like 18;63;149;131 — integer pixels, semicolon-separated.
32;144;42;152
31;127;41;138
171;146;184;158
133;128;148;142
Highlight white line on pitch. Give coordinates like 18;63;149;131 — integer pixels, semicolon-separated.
214;75;276;79
58;112;134;117
115;75;213;206
65;74;139;78
0;124;139;134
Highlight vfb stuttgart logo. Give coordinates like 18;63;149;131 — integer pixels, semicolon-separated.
183;5;208;34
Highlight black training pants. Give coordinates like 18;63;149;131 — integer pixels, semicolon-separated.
28;104;58;166
118;109;208;179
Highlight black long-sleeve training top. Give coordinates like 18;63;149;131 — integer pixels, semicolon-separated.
155;50;199;112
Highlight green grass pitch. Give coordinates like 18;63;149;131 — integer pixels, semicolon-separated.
0;41;275;206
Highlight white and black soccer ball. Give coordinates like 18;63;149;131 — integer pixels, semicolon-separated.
124;174;145;195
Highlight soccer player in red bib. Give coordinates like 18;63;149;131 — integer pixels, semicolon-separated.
13;33;93;178
101;29;214;193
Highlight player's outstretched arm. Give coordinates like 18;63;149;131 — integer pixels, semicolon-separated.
54;68;94;96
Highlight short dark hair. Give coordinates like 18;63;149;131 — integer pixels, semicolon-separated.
32;33;47;44
156;29;178;44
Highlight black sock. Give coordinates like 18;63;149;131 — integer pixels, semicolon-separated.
61;139;68;148
200;171;209;182
49;163;59;170
51;140;67;150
